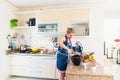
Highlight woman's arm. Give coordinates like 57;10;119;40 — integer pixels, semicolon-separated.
58;36;72;54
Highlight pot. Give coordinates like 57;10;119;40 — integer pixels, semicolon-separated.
20;45;27;53
71;54;82;66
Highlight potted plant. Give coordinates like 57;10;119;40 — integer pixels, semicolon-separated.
10;19;18;29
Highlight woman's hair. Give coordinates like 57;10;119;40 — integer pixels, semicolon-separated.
66;28;74;34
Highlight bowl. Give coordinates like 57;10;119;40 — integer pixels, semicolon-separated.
82;62;96;70
71;55;81;66
31;47;40;53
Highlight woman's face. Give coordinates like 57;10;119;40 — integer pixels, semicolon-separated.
67;33;74;39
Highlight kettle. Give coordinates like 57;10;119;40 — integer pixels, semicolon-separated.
72;41;83;54
28;18;36;26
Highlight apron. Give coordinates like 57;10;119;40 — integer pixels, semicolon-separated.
56;35;72;71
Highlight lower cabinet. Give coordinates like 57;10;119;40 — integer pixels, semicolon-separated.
43;57;56;78
9;55;57;79
9;55;30;76
30;56;45;78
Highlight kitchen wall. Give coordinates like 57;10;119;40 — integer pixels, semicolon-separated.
0;0;18;80
72;7;104;63
104;10;120;55
104;19;120;47
15;28;57;49
16;2;104;63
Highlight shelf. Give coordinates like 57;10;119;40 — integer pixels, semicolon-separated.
38;28;57;30
70;19;89;24
8;38;18;42
37;31;59;36
15;26;36;29
38;31;58;34
72;35;90;38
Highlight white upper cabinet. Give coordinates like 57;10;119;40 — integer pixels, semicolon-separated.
14;8;89;35
69;8;89;22
69;8;89;36
37;10;61;34
37;8;89;34
71;21;89;36
37;10;60;21
37;20;59;34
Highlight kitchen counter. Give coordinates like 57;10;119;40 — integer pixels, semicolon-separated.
66;60;114;80
9;52;57;79
6;49;57;57
8;53;56;57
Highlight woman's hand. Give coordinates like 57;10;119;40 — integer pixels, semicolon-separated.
68;49;73;54
74;52;81;56
68;49;74;57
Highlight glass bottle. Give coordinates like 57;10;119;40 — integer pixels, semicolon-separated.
116;49;120;64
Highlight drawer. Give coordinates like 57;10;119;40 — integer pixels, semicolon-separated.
42;57;56;59
10;66;30;75
30;72;44;78
30;57;44;63
30;64;45;69
9;56;30;66
30;60;44;63
10;66;30;71
30;69;44;73
10;61;30;66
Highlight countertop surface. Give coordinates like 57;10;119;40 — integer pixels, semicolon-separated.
66;61;113;76
66;61;114;80
8;53;56;57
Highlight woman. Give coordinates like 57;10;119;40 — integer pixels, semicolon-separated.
56;28;75;80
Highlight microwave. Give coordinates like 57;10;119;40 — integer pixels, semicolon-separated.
71;23;89;36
